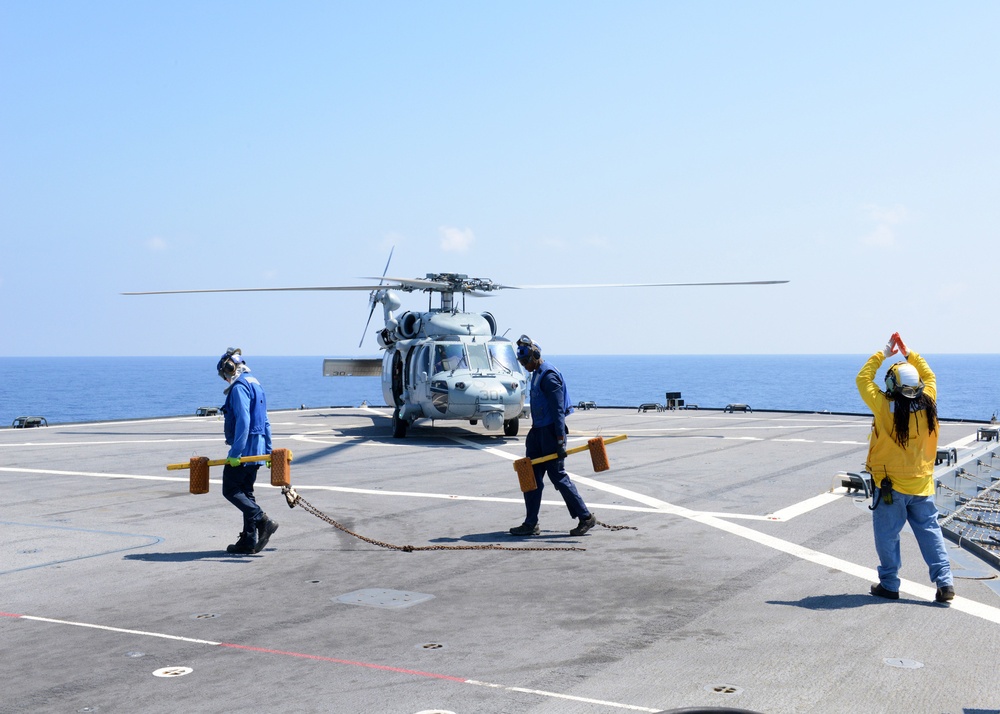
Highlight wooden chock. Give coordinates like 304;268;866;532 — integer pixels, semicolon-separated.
270;448;292;487
189;456;210;494
588;437;610;472
513;457;537;492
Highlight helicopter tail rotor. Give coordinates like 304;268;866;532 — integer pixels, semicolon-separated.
359;247;395;348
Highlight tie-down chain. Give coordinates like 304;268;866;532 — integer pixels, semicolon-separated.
281;486;635;553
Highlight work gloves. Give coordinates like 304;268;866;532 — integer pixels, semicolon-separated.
882;332;910;359
225;456;242;467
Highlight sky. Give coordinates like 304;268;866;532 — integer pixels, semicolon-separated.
1;1;997;357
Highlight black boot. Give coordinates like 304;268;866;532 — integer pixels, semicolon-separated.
226;531;256;554
254;515;279;553
570;513;597;536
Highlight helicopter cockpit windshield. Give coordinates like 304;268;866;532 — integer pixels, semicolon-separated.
488;342;521;376
433;343;467;374
466;343;491;372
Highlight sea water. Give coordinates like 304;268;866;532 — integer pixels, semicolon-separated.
1;354;997;425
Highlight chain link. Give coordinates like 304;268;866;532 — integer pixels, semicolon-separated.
283;487;638;552
597;520;638;532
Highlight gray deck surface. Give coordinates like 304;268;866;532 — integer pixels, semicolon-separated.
2;407;999;714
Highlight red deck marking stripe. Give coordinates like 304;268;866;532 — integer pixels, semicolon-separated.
218;642;468;682
1;612;24;618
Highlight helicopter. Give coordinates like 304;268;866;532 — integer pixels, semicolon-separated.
323;271;528;438
124;255;787;438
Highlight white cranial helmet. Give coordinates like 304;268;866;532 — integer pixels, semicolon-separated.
885;362;923;399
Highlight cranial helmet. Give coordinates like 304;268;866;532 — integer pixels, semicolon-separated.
516;335;541;364
217;347;244;380
885;362;923;399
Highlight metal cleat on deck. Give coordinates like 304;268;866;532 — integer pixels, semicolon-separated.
831;471;872;498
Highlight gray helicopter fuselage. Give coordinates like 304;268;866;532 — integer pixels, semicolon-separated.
383;310;527;430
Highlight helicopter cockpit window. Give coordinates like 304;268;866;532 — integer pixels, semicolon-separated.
488;342;521;375
466;343;491;372
433;344;466;373
415;346;430;380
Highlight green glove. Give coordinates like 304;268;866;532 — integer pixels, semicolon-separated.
225;456;242;467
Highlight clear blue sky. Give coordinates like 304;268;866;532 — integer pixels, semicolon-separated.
1;2;996;357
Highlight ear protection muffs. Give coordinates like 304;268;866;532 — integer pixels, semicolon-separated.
515;336;540;364
217;348;243;378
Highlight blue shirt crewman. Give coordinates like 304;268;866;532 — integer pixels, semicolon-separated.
217;348;279;555
510;336;596;537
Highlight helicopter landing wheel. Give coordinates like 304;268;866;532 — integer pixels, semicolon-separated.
392;408;408;438
503;417;519;437
469;419;478;426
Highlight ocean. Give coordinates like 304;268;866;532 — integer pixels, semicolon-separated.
1;354;998;426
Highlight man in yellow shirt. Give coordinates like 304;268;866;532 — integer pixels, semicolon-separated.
856;333;954;603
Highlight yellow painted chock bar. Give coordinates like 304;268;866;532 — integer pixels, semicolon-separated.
513;434;627;493
167;448;293;494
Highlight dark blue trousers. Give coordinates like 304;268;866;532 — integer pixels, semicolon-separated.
222;463;263;536
522;424;590;525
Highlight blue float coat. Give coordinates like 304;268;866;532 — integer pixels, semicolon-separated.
223;373;273;459
528;361;572;438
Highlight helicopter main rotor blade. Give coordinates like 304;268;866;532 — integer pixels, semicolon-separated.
123;277;789;297
122;285;383;295
361;276;453;290
504;280;789;289
359;246;395;348
359;301;378;348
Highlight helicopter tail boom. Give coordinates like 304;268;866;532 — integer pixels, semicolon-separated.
323;358;382;377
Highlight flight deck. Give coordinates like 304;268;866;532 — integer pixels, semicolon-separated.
2;407;999;713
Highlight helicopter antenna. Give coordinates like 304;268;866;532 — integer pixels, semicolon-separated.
359;246;394;348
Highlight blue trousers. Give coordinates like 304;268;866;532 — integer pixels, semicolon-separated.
872;490;953;592
522;425;590;525
222;463;263;537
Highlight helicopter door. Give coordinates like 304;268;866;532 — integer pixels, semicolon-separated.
390;351;404;407
409;346;431;402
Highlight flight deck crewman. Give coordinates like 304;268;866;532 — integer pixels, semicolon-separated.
857;333;954;603
510;336;597;537
217;348;279;555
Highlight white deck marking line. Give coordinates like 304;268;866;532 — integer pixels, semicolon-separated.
0;613;660;712
566;472;1000;626
465;681;660;712
0;467;191;484
15;614;222;645
606;424;870;433
0;438;223;448
765;492;843;521
289;434;393;446
0;465;663;513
